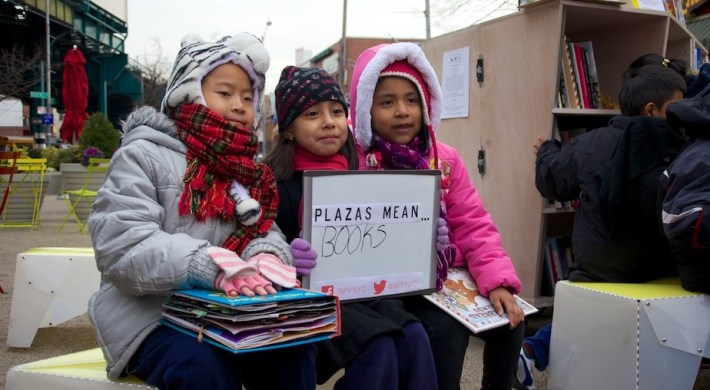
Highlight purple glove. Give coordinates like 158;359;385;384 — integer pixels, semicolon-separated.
436;218;450;252
290;238;318;276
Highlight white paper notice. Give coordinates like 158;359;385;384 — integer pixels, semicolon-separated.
441;47;470;119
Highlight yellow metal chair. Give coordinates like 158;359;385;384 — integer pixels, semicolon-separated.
0;151;21;216
0;156;46;229
57;157;110;234
0;151;21;293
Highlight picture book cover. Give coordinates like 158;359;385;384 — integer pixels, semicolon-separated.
170;287;332;307
161;288;341;353
423;268;538;333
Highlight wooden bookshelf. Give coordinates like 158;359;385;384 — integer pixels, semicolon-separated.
420;0;706;306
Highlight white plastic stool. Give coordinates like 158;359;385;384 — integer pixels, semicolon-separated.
7;247;100;348
549;279;710;390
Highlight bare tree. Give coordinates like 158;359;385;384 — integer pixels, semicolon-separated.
430;0;517;33
132;38;170;109
0;45;44;102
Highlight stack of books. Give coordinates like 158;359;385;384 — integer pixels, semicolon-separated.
161;288;340;353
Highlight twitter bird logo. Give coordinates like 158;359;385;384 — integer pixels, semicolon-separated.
373;280;387;295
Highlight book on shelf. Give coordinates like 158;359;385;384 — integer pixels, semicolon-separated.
160;288;341;354
558;127;586;143
577;41;602;109
558;68;569;109
543;236;575;291
423;268;538;333
572;43;591;109
562;37;581;109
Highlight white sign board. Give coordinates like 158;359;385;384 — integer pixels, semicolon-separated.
302;170;440;301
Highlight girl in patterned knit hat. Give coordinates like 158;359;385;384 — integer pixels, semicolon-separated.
263;65;438;389
87;32;316;389
350;42;526;390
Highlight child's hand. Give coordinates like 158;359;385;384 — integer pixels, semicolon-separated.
290;238;318;276
217;273;276;297
533;136;545;154
247;253;300;288
488;287;525;328
205;247;276;296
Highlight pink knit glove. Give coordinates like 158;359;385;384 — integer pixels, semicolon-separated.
290;238;318;276
206;247;270;296
436;217;450;252
247;253;300;288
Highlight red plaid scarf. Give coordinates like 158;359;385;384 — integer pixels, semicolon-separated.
174;103;279;253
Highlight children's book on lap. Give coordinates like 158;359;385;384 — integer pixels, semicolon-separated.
160;288;341;353
423;268;538;333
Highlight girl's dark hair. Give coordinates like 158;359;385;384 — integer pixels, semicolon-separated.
626;53;688;85
618;65;686;116
263;127;359;182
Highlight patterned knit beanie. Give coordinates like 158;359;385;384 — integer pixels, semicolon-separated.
274;66;348;131
161;32;270;118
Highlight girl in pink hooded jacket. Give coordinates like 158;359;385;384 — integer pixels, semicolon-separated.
350;42;526;390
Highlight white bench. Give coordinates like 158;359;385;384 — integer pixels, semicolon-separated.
6;347;342;389
7;247;100;348
549;278;710;390
6;348;155;389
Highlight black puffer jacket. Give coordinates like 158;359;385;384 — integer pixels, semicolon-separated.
661;96;710;294
535;115;683;282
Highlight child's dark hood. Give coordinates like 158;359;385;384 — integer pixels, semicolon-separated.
667;94;710;138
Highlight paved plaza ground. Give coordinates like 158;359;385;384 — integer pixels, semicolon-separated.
1;195;707;389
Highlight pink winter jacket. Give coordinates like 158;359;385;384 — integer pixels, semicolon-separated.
357;144;522;297
350;42;521;297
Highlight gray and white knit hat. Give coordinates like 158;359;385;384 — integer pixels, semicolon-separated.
160;32;270;119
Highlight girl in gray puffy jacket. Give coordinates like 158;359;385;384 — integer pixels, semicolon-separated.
87;32;316;390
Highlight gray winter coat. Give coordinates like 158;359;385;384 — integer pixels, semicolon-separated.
87;106;293;379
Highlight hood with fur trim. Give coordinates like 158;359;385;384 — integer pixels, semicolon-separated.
120;106;185;153
349;42;443;150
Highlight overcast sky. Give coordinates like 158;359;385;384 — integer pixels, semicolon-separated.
124;0;517;94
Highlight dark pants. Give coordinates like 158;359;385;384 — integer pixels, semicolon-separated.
404;296;525;390
127;325;317;390
336;322;438;390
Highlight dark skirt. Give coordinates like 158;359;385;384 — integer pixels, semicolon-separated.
316;298;419;384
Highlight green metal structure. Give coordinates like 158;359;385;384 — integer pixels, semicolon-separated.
0;0;143;137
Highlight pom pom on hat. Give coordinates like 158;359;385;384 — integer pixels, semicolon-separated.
229;180;262;226
161;32;270;117
274;66;348;131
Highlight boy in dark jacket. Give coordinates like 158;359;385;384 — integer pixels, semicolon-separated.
517;64;687;389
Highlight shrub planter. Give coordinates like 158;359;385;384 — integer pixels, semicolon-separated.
43;171;63;196
59;163;108;221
